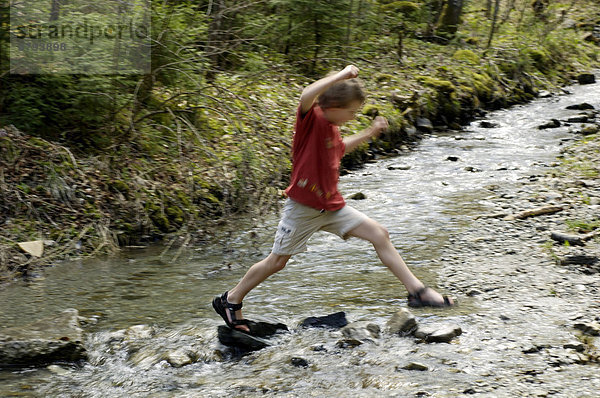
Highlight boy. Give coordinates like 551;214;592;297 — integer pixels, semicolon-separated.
213;65;453;333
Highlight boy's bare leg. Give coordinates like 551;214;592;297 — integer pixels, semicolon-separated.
347;218;453;306
225;253;291;332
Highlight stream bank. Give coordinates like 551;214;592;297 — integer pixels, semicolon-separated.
436;117;600;395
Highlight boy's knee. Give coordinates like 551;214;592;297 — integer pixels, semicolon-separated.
372;222;390;244
268;254;290;272
378;224;390;240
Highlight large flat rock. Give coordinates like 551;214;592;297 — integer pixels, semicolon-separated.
217;320;288;353
0;309;87;367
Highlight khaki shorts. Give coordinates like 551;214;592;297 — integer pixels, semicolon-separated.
272;198;369;255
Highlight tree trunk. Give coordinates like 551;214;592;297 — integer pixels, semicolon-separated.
50;0;61;21
427;0;444;37
396;23;404;64
284;16;292;55
311;15;321;75
344;0;354;57
485;0;492;19
436;0;464;38
486;0;501;49
501;0;518;25
207;0;226;79
532;0;549;20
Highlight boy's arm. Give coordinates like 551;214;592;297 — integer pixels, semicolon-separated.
299;65;359;115
343;116;388;154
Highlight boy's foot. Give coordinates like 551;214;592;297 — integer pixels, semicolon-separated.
408;286;454;308
212;291;251;333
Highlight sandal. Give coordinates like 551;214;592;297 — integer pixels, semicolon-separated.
408;286;453;308
212;291;250;332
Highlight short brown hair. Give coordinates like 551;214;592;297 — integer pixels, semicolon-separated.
318;78;366;109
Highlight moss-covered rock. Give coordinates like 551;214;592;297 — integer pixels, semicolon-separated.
417;76;456;94
452;49;480;65
381;1;420;15
362;105;380;117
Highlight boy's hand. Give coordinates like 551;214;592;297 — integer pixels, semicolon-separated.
370;116;388;138
339;65;359;80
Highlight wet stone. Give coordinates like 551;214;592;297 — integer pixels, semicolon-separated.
387;164;412;171
565;103;595;110
581;125;599;135
567;115;589;123
563;341;585;352
290;357;309;368
217;320;288;353
47;364;70;375
165;347;194;368
576;73;596;85
246;320;289;338
386;308;417;336
217;326;270;352
125;325;154;340
479;121;499;128
349;192;366;200
341;322;380;343
574;322;600;336
399;362;429;371
416;117;433;133
0;309;87;368
335;338;363;349
537;119;561;129
414;324;462;343
300;312;348;329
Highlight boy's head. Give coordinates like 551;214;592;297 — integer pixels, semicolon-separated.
318;78;365;126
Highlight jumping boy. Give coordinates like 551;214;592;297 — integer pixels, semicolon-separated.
213;65;453;333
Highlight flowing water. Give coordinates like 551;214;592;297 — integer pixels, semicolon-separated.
1;81;598;397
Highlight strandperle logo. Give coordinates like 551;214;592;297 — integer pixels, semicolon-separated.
9;0;151;74
14;19;149;45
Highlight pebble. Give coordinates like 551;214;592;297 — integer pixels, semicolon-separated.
290;357;309;368
386;308;417;335
400;362;429;371
47;365;70;375
414;324;462;343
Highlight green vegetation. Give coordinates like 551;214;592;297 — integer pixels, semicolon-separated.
0;0;598;281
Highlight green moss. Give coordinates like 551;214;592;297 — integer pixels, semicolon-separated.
83;202;102;219
452;49;480;65
109;179;130;194
382;1;419;15
463;72;498;105
375;73;395;83
27;136;53;150
418;76;456;94
523;47;551;71
151;212;171;232
440;93;462;122
362;104;380;117
166;205;184;225
176;190;192;208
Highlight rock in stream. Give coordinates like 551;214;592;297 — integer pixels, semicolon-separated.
0;309;87;368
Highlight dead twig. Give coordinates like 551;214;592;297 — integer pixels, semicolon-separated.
551;228;600;246
503;205;564;221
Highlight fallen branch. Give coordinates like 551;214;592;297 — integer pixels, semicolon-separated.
474;212;508;220
503;205;564;221
551;229;600;246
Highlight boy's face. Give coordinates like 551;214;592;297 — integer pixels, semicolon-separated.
323;100;363;126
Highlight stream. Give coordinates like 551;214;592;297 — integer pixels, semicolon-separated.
1;81;599;397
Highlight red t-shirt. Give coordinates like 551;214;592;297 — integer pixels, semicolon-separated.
284;104;346;211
